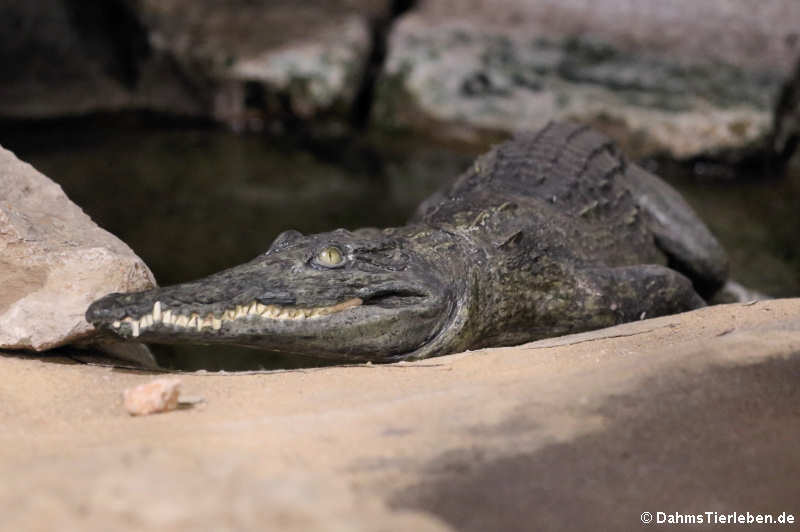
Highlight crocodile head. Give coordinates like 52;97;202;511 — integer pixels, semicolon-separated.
86;228;459;361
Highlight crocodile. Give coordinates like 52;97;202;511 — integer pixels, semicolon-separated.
86;122;728;362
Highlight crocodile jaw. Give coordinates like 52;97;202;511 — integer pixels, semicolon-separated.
88;288;448;361
86;273;452;362
108;297;364;338
86;227;462;361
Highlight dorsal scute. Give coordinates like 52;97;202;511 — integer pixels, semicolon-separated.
423;122;635;225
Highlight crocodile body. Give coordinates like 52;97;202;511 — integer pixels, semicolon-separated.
87;122;728;362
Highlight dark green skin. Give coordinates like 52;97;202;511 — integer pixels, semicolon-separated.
86;122;728;362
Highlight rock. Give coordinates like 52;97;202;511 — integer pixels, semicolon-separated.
376;0;800;158
140;0;384;67
123;377;182;415
770;56;800;166
0;144;156;351
224;17;369;125
138;0;390;130
0;0;205;119
1;299;799;530
0;1;397;125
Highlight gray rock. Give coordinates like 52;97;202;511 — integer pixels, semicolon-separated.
376;0;800;157
0;1;392;124
223;16;369;126
771;56;800;165
139;0;387;129
0;145;156;351
0;0;205;119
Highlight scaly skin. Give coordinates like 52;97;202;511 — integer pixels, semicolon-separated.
86;122;728;362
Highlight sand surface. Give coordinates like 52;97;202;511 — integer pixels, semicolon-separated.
2;299;799;531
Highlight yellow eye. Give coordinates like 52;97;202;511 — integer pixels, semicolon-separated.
317;246;344;267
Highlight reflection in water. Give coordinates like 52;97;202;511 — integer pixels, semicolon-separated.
3;122;798;369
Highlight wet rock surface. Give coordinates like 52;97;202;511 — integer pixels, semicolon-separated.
375;0;800;157
1;299;799;530
0;144;156;351
4;0;798;161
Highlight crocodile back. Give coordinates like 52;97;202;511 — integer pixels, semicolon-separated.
412;122;662;267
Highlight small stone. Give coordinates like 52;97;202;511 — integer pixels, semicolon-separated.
123;378;182;416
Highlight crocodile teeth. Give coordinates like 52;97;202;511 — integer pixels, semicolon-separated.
261;305;279;318
152;301;162;323
117;296;365;336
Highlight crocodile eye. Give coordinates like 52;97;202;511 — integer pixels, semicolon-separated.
315;246;344;267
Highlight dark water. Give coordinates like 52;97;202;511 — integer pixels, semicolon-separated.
2;121;798;369
654;161;800;298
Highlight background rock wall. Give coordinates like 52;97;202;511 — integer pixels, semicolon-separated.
375;0;800;157
2;0;798;159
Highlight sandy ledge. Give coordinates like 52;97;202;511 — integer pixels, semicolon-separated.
2;298;799;531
